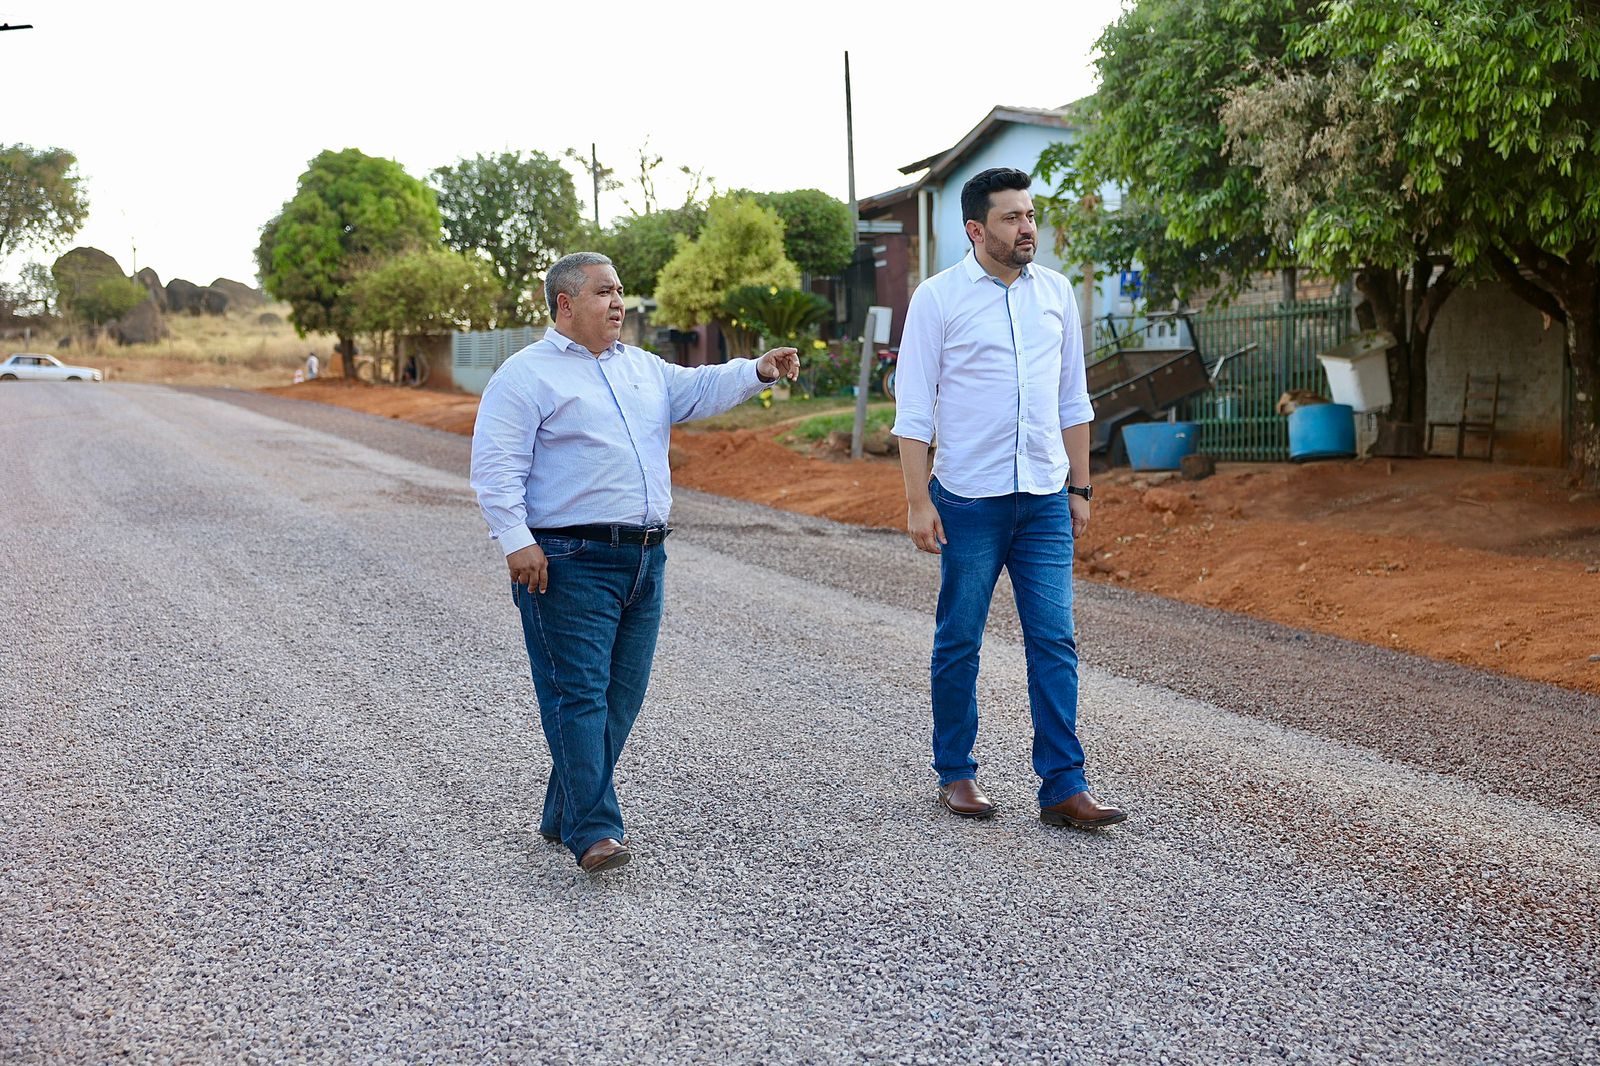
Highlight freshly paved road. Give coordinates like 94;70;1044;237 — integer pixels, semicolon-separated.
3;383;1596;1064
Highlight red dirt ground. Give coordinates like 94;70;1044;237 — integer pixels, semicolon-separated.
266;380;1600;695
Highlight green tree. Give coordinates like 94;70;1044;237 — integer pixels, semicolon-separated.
1296;0;1600;478
1221;57;1464;427
0;145;88;262
348;248;502;380
431;151;580;324
349;247;502;339
653;195;800;341
0;261;58;319
1037;2;1316;307
1040;0;1464;434
590;203;707;297
738;189;855;278
256;149;442;377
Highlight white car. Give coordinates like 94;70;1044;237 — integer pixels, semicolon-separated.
0;353;104;382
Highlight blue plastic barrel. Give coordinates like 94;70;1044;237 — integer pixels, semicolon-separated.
1121;422;1201;470
1288;403;1356;461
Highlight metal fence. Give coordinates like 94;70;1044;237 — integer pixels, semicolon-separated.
1181;297;1354;461
451;327;545;395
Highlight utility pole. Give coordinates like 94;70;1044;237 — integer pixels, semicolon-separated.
846;51;872;461
591;143;601;228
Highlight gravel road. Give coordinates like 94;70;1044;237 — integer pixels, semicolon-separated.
3;384;1597;1065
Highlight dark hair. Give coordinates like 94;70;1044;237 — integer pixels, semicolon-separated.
961;167;1032;228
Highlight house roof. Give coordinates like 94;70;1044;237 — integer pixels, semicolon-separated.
898;105;1077;183
859;180;918;216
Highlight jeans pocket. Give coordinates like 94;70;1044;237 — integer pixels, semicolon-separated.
537;535;588;560
931;479;983;508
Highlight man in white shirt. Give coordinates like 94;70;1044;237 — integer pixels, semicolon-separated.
892;167;1126;830
471;252;798;874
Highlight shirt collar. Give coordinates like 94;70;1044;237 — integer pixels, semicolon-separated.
962;249;1033;285
545;326;623;359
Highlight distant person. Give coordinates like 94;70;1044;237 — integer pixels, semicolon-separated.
892;167;1126;830
305;352;319;380
470;251;798;875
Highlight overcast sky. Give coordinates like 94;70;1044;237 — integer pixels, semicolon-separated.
5;0;1126;286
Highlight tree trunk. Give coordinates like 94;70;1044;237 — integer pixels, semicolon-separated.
338;335;356;380
1567;294;1600;485
1493;245;1599;484
1355;266;1414;421
1409;258;1459;432
1355;259;1461;428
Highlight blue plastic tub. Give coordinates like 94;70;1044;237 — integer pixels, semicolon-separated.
1121;421;1201;470
1288;402;1356;461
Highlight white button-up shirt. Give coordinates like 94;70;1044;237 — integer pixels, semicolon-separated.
891;251;1093;498
470;328;771;557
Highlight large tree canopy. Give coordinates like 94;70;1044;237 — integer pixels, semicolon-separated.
736;189;855;278
590;203;706;298
1037;1;1316;305
652;195;799;337
431;151;580;325
347;247;501;341
256;149;441;373
1225;0;1600;475
0;145;89;263
1317;0;1600;478
1040;0;1600;458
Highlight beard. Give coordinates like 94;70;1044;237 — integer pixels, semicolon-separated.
986;232;1037;269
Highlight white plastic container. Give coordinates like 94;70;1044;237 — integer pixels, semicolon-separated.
1317;331;1394;413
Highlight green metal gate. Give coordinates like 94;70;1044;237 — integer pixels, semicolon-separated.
1181;297;1354;461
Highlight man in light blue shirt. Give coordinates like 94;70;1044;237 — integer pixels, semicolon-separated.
471;251;798;874
893;167;1126;831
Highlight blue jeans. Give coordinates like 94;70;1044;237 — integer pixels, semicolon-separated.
511;536;665;863
929;478;1086;807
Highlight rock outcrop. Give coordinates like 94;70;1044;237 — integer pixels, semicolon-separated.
209;278;266;310
166;278;204;315
113;297;169;344
135;267;167;310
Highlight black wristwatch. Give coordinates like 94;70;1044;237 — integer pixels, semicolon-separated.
1066;484;1093;500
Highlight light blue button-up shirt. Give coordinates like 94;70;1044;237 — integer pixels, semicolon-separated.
891;251;1093;498
470;328;771;557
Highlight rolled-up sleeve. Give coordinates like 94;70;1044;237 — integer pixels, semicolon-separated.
664;357;768;423
469;373;540;557
1057;278;1094;429
891;282;942;444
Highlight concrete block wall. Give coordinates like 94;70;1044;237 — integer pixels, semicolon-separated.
1427;281;1566;465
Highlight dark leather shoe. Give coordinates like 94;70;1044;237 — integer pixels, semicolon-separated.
1040;791;1127;829
579;838;632;873
938;779;997;819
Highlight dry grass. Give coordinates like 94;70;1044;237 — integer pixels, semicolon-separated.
35;304;341;389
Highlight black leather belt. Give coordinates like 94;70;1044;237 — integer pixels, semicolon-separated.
529;524;672;546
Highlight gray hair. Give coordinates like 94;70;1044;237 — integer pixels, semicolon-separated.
544;252;614;317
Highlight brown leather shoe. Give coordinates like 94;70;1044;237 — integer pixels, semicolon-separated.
938;779;997;819
1040;791;1126;829
579;838;632;873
